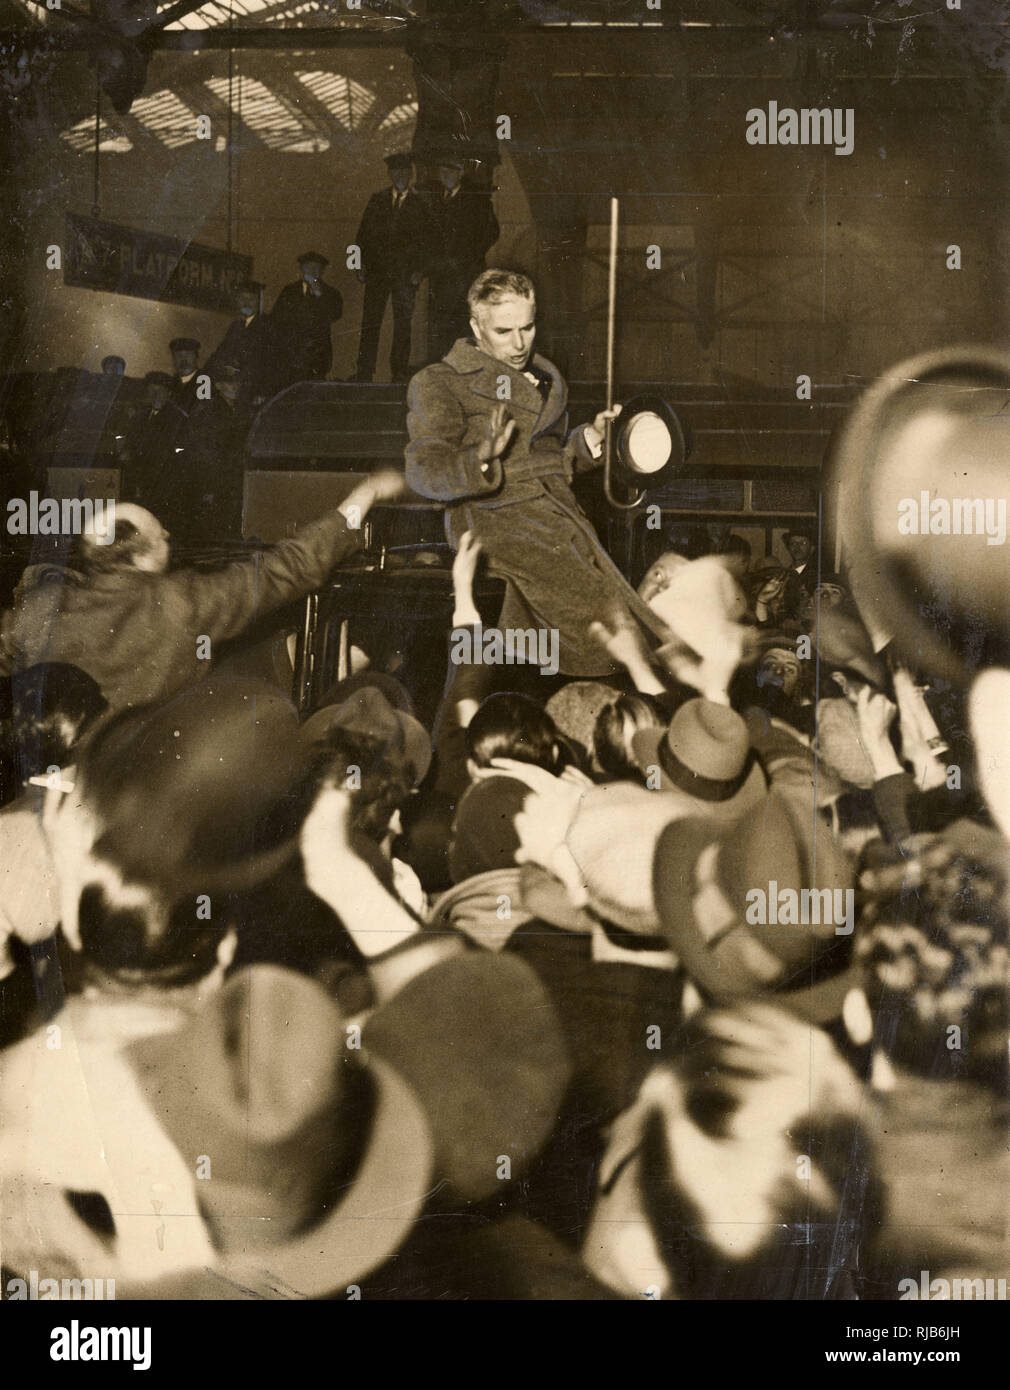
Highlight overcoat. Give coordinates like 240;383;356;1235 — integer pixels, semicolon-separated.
356;187;432;282
0;510;362;721
270;279;344;381
405;339;663;677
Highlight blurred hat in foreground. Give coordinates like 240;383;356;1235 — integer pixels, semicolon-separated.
123;964;432;1296
831;345;1010;685
78;677;311;898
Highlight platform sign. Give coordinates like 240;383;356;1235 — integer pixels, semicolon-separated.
64;213;252;314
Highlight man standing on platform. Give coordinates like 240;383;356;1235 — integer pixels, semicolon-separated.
405;269;663;678
270;251;344;388
168;337;202;415
349;153;432;384
206;279;276;406
427;160;499;361
122;371;187;509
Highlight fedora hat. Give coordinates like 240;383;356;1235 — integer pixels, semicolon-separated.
364;951;572;1202
632;698;767;818
653;792;858;1023
831;345;1010;685
78;677;313;898
447;775;529;883
300;684;431;787
123;965;432;1298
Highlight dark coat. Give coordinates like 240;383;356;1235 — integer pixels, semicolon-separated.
122;400;188;507
270;279;344;381
432;187;499;280
169;372;203;417
356;187;432;281
205;313;277;402
405;339;664;677
782;557;817;621
165;395;251;544
0;509;363;720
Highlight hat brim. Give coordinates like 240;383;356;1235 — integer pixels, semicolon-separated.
205;1057;432;1299
654;818;857;1025
631;727;767;821
616;394;689;478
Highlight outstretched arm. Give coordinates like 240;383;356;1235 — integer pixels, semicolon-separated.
301;782;464;1003
170;469;404;644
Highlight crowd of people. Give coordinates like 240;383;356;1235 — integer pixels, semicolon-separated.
0;153;500;554
0;373;1007;1300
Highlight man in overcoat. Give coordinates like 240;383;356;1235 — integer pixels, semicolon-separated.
350;152;433;384
0;474;403;723
426;161;500;361
205;279;277;405
270;251;344;386
405;269;663;678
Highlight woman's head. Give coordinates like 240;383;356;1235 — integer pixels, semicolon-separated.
466;692;564;776
593;694;666;782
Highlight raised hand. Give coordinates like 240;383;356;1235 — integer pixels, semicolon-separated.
589;606;648;670
476;402;517;463
452;529;482;594
451;530;483;625
585;402;622;452
300;781;354;906
365;467;407;502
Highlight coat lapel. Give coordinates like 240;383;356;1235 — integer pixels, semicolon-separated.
532;354;567;437
444;341;564;424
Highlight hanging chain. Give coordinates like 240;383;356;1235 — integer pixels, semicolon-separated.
92;73;101;217
226;4;235;251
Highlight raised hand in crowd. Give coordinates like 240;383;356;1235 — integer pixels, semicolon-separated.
301;779;460;1001
589;603;668;696
890;661;949;791
451;529;483;628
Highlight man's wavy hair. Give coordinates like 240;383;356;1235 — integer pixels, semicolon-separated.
467;269;536;319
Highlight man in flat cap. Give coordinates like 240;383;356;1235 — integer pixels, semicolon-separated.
349;153;433;385
168;336;203;416
205;279;276;407
270;251;344;388
427;159;499;360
